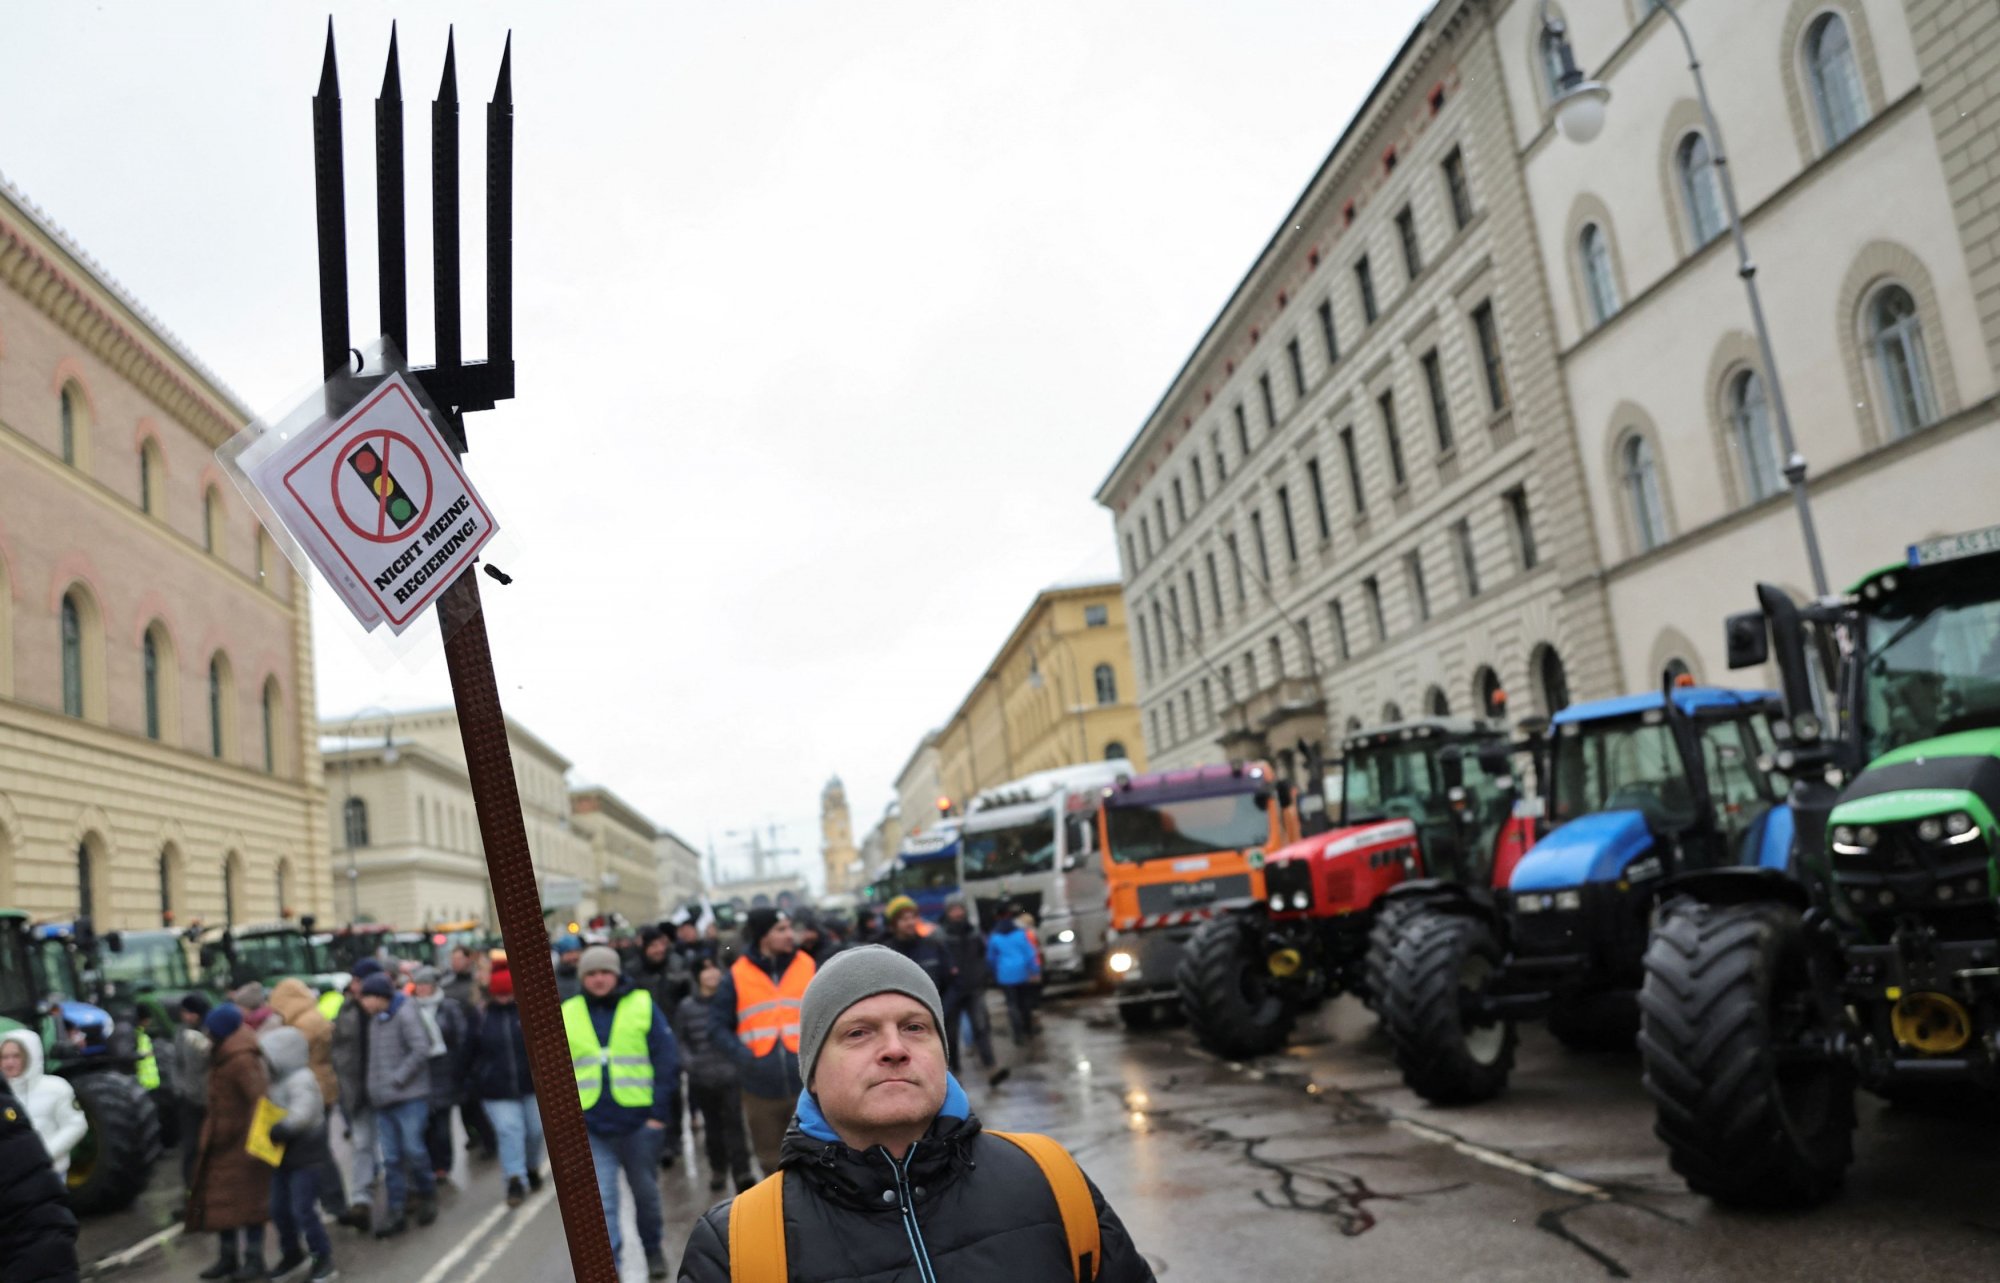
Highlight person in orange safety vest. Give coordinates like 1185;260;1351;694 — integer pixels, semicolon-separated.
707;908;816;1175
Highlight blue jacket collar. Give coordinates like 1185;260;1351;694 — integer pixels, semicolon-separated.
795;1072;969;1144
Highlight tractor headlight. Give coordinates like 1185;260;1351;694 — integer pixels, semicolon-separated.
1107;951;1136;976
1269;894;1286;911
1554;889;1583;911
1291;890;1311;910
1515;893;1548;914
1918;817;1944;843
1056;929;1076;944
1945;812;1980;844
1857;826;1880;849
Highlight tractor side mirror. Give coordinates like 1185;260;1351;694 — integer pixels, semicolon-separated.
1475;741;1511;778
1724;609;1769;670
104;931;125;954
301;914;317;934
1437;746;1466;791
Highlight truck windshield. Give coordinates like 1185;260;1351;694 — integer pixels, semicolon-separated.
963;817;1057;880
100;935;192;989
1343;742;1440;822
1104;792;1269;862
1550;716;1697;830
892;857;957;893
1862;585;2000;761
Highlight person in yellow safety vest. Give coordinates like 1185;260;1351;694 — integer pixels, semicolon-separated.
135;1026;161;1091
708;908;815;1178
562;945;679;1282
316;988;343;1023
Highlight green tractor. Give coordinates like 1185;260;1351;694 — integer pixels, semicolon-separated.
198;918;341;996
1639;524;2000;1206
0;911;164;1214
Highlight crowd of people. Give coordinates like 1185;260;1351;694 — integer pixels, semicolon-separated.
0;894;1071;1283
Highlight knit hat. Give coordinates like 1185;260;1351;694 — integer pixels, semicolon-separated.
578;945;622;976
180;993;213;1017
204;1003;244;1042
360;974;394;999
639;925;666;946
554;934;584;955
350;957;385;982
232;981;267;1010
487;967;514;998
742;907;788;948
797;945;947;1092
883;895;919;921
411;965;441;987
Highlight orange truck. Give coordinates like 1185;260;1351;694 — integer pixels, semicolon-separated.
1097;761;1301;1029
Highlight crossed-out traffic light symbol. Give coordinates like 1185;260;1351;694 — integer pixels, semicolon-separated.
347;442;419;534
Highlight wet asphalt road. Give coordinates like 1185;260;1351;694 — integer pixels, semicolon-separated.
79;992;2000;1282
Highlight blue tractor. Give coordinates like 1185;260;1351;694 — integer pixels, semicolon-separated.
1374;683;1792;1103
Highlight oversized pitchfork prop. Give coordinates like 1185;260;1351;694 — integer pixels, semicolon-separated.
311;23;616;1280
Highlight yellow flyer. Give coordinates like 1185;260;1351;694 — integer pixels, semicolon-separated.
247;1098;288;1167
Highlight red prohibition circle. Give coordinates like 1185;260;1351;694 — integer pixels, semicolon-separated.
331;428;435;543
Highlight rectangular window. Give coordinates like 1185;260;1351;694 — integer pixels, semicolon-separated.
1136;617;1152;679
1156;497;1170;542
1167;587;1184;657
1340;426;1365;514
1173;478;1187;523
1379;390;1407;489
1152;600;1169;666
1396;205;1422;278
1421;348;1453;452
1473;301;1509;410
1356;256;1379;323
1150;708;1161;748
1258;372;1277;430
1182;691;1195;740
1318;298;1339;364
1504;485;1539;570
1140;516;1153;561
1305;458;1331;540
1234;403;1251;455
1227;534;1246;606
1124;533;1137;572
1250;510;1272;581
1201;678;1214;724
1214;434;1228;483
1406;549;1431;623
1287;338;1306;397
1186;570;1203;636
1363;575;1387;642
1276;486;1299;564
1192;456;1206;503
1205;552;1224;624
1329;599;1351;661
1453;518;1481;598
1085;603;1109;627
1443;147;1473;229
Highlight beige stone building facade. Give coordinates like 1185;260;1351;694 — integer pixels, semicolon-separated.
1506;0;2000;682
325;708;589;927
570;784;662;927
654;827;703;919
893;732;944;847
1095;1;1619;783
0;179;327;930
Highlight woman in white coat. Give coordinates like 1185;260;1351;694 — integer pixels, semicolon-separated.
0;1030;88;1178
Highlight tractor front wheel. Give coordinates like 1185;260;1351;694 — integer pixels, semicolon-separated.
1638;900;1854;1208
1361;898;1423;1012
64;1069;164;1215
1177;915;1298;1059
1379;910;1517;1104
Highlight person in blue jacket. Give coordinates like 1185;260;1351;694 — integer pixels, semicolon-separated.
985;904;1043;1045
564;946;679;1281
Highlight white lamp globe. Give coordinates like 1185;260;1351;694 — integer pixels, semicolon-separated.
1554;81;1611;143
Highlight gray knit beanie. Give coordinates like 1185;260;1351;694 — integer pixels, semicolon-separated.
798;945;947;1092
578;945;622;976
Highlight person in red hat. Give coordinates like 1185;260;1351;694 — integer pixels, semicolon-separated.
467;968;544;1206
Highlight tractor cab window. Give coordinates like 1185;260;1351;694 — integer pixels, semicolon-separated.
963;816;1057;880
1551;714;1698;831
1453;740;1518;863
1861;582;2000;761
31;938;82;1003
1104;792;1271;862
1697;716;1779;848
1342;742;1440;824
0;934;35;1016
231;933;307;984
99;934;193;990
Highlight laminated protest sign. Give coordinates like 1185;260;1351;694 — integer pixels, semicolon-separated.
243;373;498;634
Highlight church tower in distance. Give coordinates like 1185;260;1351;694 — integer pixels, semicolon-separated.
820;776;859;896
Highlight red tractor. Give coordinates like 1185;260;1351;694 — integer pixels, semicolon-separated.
1176;718;1537;1058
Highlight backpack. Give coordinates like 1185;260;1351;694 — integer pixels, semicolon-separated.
727;1130;1100;1282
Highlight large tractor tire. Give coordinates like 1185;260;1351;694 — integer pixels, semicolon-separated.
1547;990;1641;1053
63;1069;164;1215
1378;911;1517;1104
1638;900;1854;1208
1361;898;1424;1012
1177;916;1297;1059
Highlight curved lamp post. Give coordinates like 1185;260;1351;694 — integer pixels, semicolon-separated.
1539;0;1829;597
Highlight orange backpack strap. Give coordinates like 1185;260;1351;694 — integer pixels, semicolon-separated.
989;1131;1100;1281
727;1171;787;1283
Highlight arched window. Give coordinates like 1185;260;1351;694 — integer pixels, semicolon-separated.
77;839;96;922
1345;716;1364;734
60;385;79;465
1579;223;1619;325
1805;13;1867;148
223;853;241;925
1663;656;1694;684
344;797;371;848
143;629;162;740
159;847;176;921
204;488;224;556
1868;285;1938;437
208;654;230;759
139;440;163;514
61;592;85;717
1677;132;1725;247
1094;663;1118;705
1620;433;1669;552
1728;369;1782;502
1539;27;1568;102
1476;666;1507;722
261;679;281;774
1382;701;1404;723
1103;741;1128;761
1537;645;1571;715
1426;686;1451;717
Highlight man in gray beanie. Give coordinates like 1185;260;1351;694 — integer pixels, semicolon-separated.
676;945;1154;1282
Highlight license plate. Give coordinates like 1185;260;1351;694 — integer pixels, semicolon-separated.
1909;525;2000;566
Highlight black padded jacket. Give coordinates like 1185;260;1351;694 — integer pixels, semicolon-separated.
0;1077;79;1283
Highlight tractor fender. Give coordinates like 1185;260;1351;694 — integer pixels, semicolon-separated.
1379;878;1501;925
1655;865;1809;911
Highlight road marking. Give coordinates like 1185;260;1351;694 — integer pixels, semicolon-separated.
411;1198;516;1283
86;1222;184;1274
461;1185;560;1281
1388;1116;1612;1200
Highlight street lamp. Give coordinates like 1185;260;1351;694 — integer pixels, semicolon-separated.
338;707;398;923
1539;0;1830;596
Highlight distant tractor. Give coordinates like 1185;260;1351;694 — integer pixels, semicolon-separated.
199;918;339;995
0;911;163;1214
1376;684;1791;1104
1175;719;1534;1058
1641;527;2000;1206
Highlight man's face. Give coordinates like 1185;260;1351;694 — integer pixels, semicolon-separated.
413;982;436;999
811;993;947;1146
677;924;698;943
179;1009;202;1028
759;922;795;957
581;968;620;998
559;949;580;968
892;909;921;940
645;937;669;963
360;994;389;1016
451;948;473;975
944;905;967;926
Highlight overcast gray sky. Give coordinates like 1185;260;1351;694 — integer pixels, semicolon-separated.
3;0;1432;887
